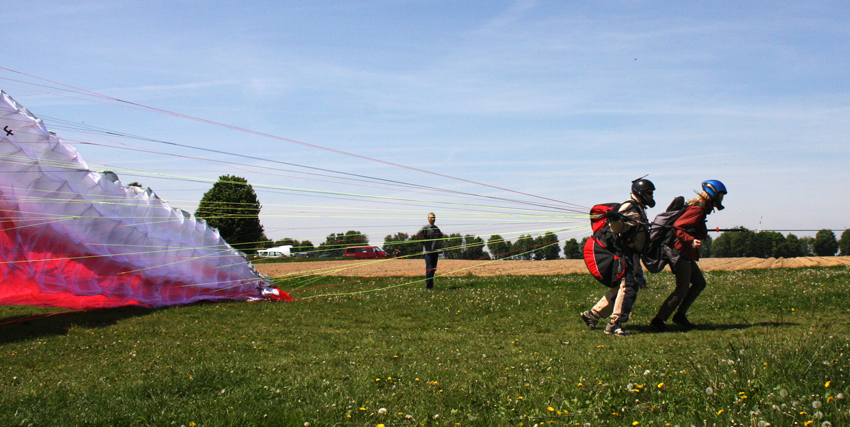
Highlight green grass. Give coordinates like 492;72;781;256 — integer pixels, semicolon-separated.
1;267;849;426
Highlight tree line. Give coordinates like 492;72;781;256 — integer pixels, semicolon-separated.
189;175;850;259
559;228;850;260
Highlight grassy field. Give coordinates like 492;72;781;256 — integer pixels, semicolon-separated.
1;267;848;426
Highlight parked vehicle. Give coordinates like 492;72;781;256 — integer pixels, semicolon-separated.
257;245;293;258
343;246;389;259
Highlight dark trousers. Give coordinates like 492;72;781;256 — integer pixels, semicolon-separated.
424;253;439;289
655;258;706;321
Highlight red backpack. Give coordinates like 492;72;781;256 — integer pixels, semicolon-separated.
582;202;635;287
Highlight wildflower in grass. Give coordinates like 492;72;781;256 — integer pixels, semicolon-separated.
825;381;831;388
378;408;387;415
804;421;813;426
822;422;833;427
717;409;724;415
706;387;714;395
813;401;822;409
657;382;664;389
780;389;789;398
547;407;555;412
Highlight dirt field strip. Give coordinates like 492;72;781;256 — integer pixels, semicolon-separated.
256;256;850;278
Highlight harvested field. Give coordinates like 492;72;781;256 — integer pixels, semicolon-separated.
256;256;850;278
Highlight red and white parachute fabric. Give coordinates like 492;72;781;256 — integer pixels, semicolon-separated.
0;90;291;309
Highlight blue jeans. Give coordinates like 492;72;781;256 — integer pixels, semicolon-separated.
424;253;439;289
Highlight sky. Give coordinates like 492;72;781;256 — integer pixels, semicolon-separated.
2;0;849;246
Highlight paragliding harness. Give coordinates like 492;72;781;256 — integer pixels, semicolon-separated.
583;200;641;287
641;196;688;274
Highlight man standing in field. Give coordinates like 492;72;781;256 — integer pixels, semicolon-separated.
416;212;443;290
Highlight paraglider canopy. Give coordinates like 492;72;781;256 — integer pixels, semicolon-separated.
0;90;290;309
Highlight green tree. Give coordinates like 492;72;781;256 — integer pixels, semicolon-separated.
813;229;838;256
799;236;815;256
195;175;265;253
443;233;464;259
513;234;534;260
839;229;850;256
318;231;368;257
775;233;805;258
534;232;560;260
698;234;713;258
297;240;315;254
563;238;581;259
383;232;421;258
463;235;489;260
487;235;511;260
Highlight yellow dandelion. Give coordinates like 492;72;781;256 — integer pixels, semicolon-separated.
804;421;814;426
375;378;380;382
547;407;555;412
826;381;831;388
577;383;583;387
633;422;640;426
657;382;664;389
717;409;724;415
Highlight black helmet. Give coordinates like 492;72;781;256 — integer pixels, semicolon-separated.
631;178;656;208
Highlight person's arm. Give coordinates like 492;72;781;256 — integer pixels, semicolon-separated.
674;206;704;248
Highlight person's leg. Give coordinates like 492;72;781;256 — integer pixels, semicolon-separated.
424;253;437;289
611;253;639;323
591;287;618;318
654;258;692;321
675;261;706;317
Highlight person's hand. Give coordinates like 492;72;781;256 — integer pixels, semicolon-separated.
692;239;702;248
604;210;622;221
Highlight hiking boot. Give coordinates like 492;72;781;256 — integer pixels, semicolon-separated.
650;317;667;332
672;313;696;329
580;310;599;330
604;321;630;336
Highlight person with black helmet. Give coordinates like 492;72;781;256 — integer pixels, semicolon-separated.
650;180;727;332
580;178;655;336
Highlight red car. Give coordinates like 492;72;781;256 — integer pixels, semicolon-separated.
343;246;389;259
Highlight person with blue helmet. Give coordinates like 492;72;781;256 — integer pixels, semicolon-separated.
650;180;727;332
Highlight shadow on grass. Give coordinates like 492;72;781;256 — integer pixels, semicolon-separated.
629;321;799;334
0;306;157;344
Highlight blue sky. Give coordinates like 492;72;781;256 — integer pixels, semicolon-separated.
3;1;848;245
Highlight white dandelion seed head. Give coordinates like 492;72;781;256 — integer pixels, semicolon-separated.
706;386;714;395
780;389;789;398
813;400;822;409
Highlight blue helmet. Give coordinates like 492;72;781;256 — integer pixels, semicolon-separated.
701;180;727;211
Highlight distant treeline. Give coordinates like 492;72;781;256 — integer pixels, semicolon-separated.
267;228;850;259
